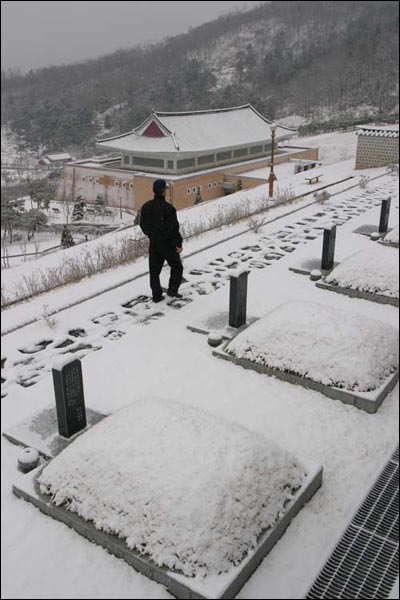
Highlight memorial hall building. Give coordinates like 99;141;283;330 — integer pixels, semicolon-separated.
60;105;318;212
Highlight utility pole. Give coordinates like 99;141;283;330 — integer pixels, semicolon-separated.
268;123;277;199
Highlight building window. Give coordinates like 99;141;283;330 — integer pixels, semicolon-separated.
124;155;130;165
95;178;100;184
133;156;165;169
234;147;248;158
198;154;215;166
208;183;213;189
177;158;196;170
167;160;174;170
216;150;232;162
187;188;192;195
218;181;223;186
250;145;263;155
129;183;134;190
81;175;86;182
88;177;93;183
213;182;218;188
122;182;127;189
114;181;120;187
192;187;197;193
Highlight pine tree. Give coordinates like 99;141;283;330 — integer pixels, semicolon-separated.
72;196;84;221
60;225;75;248
95;194;104;214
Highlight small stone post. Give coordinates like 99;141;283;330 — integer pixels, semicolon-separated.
229;271;249;329
321;225;337;271
379;197;391;234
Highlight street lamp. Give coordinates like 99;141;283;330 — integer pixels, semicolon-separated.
268;123;277;199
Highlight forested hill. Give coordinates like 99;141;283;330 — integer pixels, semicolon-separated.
1;0;398;152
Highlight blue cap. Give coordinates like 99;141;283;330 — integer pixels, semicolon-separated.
153;179;167;193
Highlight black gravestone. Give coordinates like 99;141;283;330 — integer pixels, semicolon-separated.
229;271;249;329
379;197;391;234
321;225;337;271
52;359;87;438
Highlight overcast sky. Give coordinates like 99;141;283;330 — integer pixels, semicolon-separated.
1;1;263;72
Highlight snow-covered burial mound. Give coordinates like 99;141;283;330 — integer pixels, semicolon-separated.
384;226;399;245
38;398;305;577
226;301;399;392
325;245;399;299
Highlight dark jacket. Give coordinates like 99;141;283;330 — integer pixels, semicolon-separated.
140;194;182;249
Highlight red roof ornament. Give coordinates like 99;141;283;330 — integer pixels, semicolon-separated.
142;120;166;138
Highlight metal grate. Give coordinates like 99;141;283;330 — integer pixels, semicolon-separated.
307;447;399;599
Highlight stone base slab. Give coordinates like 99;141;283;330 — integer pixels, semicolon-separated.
353;224;388;237
213;344;399;414
378;240;399;249
289;258;340;277
316;281;399;308
3;406;107;459
187;311;258;340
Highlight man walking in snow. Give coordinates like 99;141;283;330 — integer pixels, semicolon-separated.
140;179;183;303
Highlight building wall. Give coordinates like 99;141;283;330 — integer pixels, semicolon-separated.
113;141;279;176
355;136;399;169
134;148;319;210
225;148;320;189
60;165;135;209
224;174;265;189
60;147;319;213
225;147;319;176
134;171;227;211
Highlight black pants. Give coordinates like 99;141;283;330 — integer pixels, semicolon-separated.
149;243;183;299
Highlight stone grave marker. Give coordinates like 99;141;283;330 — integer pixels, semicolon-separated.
321;225;337;271
379;197;391;234
52;358;87;438
229;271;249;329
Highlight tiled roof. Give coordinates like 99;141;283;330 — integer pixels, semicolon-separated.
357;125;399;139
97;105;295;154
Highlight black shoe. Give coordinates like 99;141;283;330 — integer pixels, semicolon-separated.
153;295;164;303
167;291;183;299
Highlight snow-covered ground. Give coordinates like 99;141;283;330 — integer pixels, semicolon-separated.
1;157;399;599
1;199;135;270
285;130;358;164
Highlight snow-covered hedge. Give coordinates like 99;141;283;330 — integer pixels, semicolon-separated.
325;246;399;299
226;301;399;392
38;398;305;577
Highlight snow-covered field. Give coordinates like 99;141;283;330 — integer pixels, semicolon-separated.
1;200;135;271
325;245;399;299
225;301;399;392
285;130;358;164
1;150;399;599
